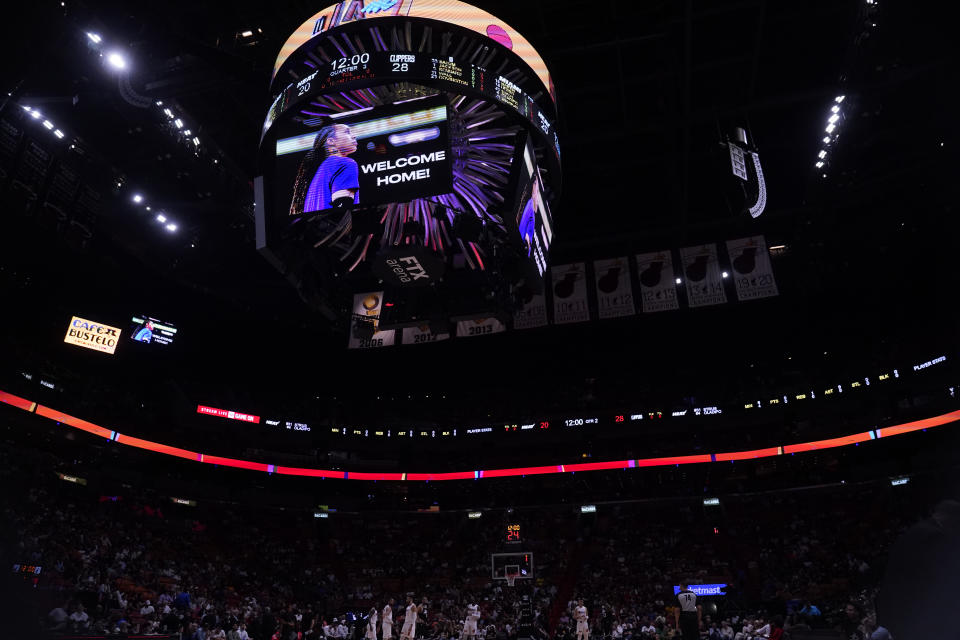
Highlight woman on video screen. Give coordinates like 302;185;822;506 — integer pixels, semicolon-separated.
289;123;359;215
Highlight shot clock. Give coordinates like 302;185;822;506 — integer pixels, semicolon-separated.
506;523;522;544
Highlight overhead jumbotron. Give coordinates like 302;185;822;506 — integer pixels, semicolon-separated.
255;0;560;342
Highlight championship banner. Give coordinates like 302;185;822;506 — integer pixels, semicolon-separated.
401;324;451;345
679;244;728;308
513;290;548;330
63;316;122;354
593;257;635;319
725;236;779;301
551;262;590;324
635;251;680;313
456;317;507;338
347;292;396;349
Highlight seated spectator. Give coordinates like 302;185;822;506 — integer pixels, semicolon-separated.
68;604;90;631
48;602;69;631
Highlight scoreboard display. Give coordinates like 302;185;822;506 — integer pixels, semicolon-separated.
256;0;561;330
505;523;521;543
263;50;560;164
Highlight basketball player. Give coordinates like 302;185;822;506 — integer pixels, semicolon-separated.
401;596;422;640
382;599;394;640
462;603;480;640
674;582;701;640
366;608;379;640
574;599;589;640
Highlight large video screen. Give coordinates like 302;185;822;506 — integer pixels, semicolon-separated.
512;137;554;277
275;96;452;221
129;316;178;346
271;0;555;105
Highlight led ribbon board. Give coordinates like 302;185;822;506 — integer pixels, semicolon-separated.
673;584;727;596
3;388;960;481
272;0;555;103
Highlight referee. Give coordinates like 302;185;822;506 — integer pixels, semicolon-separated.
674;582;701;640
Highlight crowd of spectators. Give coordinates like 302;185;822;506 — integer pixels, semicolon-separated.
0;440;930;639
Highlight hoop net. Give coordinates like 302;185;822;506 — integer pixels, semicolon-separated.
506;571;518;587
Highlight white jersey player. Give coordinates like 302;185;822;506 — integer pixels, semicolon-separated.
462;603;480;640
382;599;394;640
367;608;379;640
574;599;589;640
401;596;422;640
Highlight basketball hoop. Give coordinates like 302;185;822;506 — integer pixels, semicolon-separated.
506;571;518;587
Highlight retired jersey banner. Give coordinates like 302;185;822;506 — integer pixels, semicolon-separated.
726;236;779;301
347;292;396;349
401;325;451;345
551;262;590;324
680;244;728;308
635;251;680;313
513;290;549;330
456;317;507;338
593;257;635;319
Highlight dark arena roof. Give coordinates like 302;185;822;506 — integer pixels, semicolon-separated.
1;0;958;638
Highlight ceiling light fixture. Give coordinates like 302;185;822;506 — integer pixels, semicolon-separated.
107;52;127;69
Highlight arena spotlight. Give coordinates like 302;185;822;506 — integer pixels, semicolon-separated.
818;150;827;159
132;194;143;203
156;214;167;223
721;271;729;278
174;119;183;129
828;114;840;124
54;130;65;139
835;95;846;103
86;32;102;44
825;123;836;134
675;277;682;284
823;136;831;144
29;110;41;119
165;223;178;232
106;52;127;70
42;120;54;130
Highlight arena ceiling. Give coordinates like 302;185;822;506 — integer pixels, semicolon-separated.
1;0;956;405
